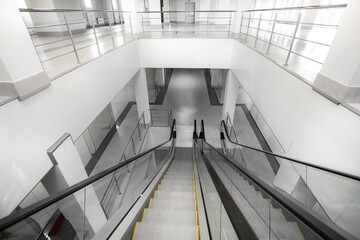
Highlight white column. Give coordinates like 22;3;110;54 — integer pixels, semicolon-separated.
48;134;107;233
231;0;254;33
314;0;360;103
120;0;142;34
149;0;161;25
0;0;50;101
222;70;239;122
134;69;151;123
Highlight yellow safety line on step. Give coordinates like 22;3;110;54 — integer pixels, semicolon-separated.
196;210;199;225
141;208;147;221
153;190;157;198
192;158;200;240
132;222;139;240
148;198;153;208
279;208;286;221
196;225;200;240
295;222;305;240
157;184;160;191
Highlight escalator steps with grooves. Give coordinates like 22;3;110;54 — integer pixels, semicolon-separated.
133;148;199;240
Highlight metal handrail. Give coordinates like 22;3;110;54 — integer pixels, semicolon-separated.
0;119;176;232
239;3;347;80
138;10;236;13
241;4;347;13
19;8;132;13
221;120;360;181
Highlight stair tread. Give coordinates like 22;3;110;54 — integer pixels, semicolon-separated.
134;222;197;240
143;209;196;226
156;191;194;200
151;198;195;210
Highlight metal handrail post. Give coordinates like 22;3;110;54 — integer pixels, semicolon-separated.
284;12;302;66
245;12;251;43
131;138;136;155
64;14;80;63
185;12;188;33
141;14;145;37
266;12;278;55
91;16;101;55
107;12;116;47
239;13;244;40
120;11;126;41
150;110;154;126
129;13;134;39
207;13;209;36
113;176;121;194
254;13;262;48
228;12;232;38
138;125;142;141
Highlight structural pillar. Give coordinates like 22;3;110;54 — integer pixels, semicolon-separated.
0;0;50;102
47;133;107;235
231;0;254;34
313;0;360;105
134;69;151;123
222;70;239;123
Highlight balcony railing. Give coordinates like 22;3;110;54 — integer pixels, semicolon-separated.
237;4;347;82
138;10;235;38
19;8;136;78
19;5;347;84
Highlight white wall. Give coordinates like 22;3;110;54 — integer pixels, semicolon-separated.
0;0;44;81
231;40;360;176
0;101;53;217
231;39;360;236
22;41;140;146
0;41;140;216
139;39;233;69
320;0;360;86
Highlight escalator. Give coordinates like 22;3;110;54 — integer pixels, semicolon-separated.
133;148;199;240
0;118;359;240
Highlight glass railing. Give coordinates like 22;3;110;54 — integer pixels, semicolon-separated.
19;8;136;78
0;120;176;240
237;4;347;82
149;108;173;127
100;109;172;218
220;119;360;239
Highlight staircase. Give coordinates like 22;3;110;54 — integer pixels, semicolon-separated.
132;148;199;240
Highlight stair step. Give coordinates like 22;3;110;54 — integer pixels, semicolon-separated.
155;191;194;201
160;183;194;192
164;175;193;180
151;198;195;211
161;179;193;186
143;209;196;226
134;222;197;240
271;222;304;240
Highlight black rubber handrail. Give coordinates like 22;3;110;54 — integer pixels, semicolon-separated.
202;138;355;240
193;119;198;139
0;119;176;232
221;120;360;181
196;143;258;240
